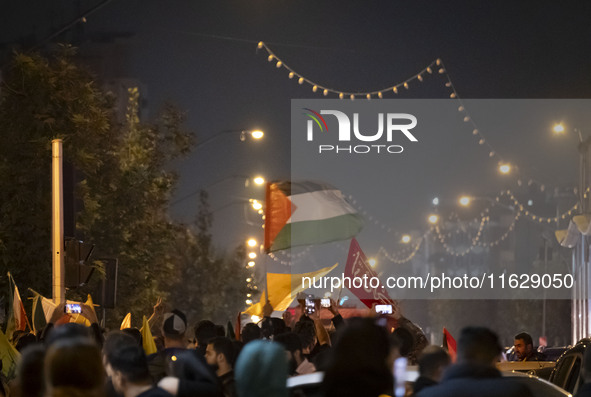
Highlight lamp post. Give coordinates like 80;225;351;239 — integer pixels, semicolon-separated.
553;122;590;343
195;129;264;149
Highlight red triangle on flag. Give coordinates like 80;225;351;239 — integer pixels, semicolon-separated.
443;327;457;362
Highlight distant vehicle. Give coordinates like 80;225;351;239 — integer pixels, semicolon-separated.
549;338;591;394
503;371;572;397
497;360;557;380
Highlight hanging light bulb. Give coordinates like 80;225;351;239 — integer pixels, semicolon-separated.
458;106;464;111
445;82;452;87
267;55;273;62
257;41;264;49
366;94;371;100
418;74;423;82
323;89;328;96
479;139;485;145
298;77;304;84
339;93;344;99
393;86;398;94
427;67;433;74
404;82;409;89
489;151;495;157
439;68;445;74
463;116;470;122
472;129;479;135
436;59;442;65
378;92;383;99
350;94;355;100
450;93;456;98
312;85;318;92
276;61;282;68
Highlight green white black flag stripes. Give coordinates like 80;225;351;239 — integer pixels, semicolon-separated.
264;181;364;252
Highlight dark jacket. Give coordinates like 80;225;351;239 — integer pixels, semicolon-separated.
412;376;438;394
415;363;534;397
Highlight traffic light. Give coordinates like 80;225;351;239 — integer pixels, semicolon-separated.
64;238;95;289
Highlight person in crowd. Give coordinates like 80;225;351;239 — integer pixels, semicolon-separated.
121;328;143;347
240;324;261;345
412;346;451;394
106;343;171;397
44;336;105;397
574;347;591;397
204;337;238;397
512;332;545;361
274;332;316;376
13;344;45;397
148;309;189;381
416;327;533;397
194;320;218;356
160;349;222;397
103;332;141;397
322;317;394;397
234;340;288;397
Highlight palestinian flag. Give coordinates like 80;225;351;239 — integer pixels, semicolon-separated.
264;181;363;252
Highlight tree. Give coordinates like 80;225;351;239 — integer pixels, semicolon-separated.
0;46;192;326
168;191;258;326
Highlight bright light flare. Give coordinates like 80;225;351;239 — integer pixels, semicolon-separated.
247;238;257;247
553;123;565;134
428;214;439;224
248;252;257;259
253;176;265;185
251;130;264;139
458;196;471;207
368;258;377;268
401;235;411;244
498;163;511;174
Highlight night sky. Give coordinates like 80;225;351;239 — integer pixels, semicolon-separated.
3;0;591;257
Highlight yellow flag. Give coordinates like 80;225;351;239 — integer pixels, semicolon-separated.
120;312;131;330
244;263;338;316
0;329;20;379
140;315;157;355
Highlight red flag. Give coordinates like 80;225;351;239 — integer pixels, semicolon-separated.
443;327;457;362
344;238;396;308
235;312;241;341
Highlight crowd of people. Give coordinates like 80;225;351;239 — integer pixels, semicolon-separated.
1;298;587;397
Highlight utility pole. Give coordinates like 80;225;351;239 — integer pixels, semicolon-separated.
52;139;65;304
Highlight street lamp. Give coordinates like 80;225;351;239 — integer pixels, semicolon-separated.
458;196;471;207
368;258;377;268
247;238;257;247
498;163;512;175
253;176;265;186
196;129;265;148
428;214;439;225
401;234;411;244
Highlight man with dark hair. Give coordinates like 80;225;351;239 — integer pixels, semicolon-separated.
413;346;451;394
194;320;217;356
204;337;237;397
240;323;261;345
513;332;544;361
416;327;533;397
274;332;316;376
575;348;591;396
106;344;171;397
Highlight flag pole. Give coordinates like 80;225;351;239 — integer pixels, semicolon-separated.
52;139;65;304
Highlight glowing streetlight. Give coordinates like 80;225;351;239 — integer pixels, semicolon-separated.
247;261;255;267
248;252;257;259
552;123;565;134
250;130;264;140
498;163;511;175
458;196;471;207
253;176;265;186
432;197;440;206
247;238;257;247
246;277;252;282
245;299;253;305
368;258;377;268
428;214;439;224
251;200;263;211
401;235;411;244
